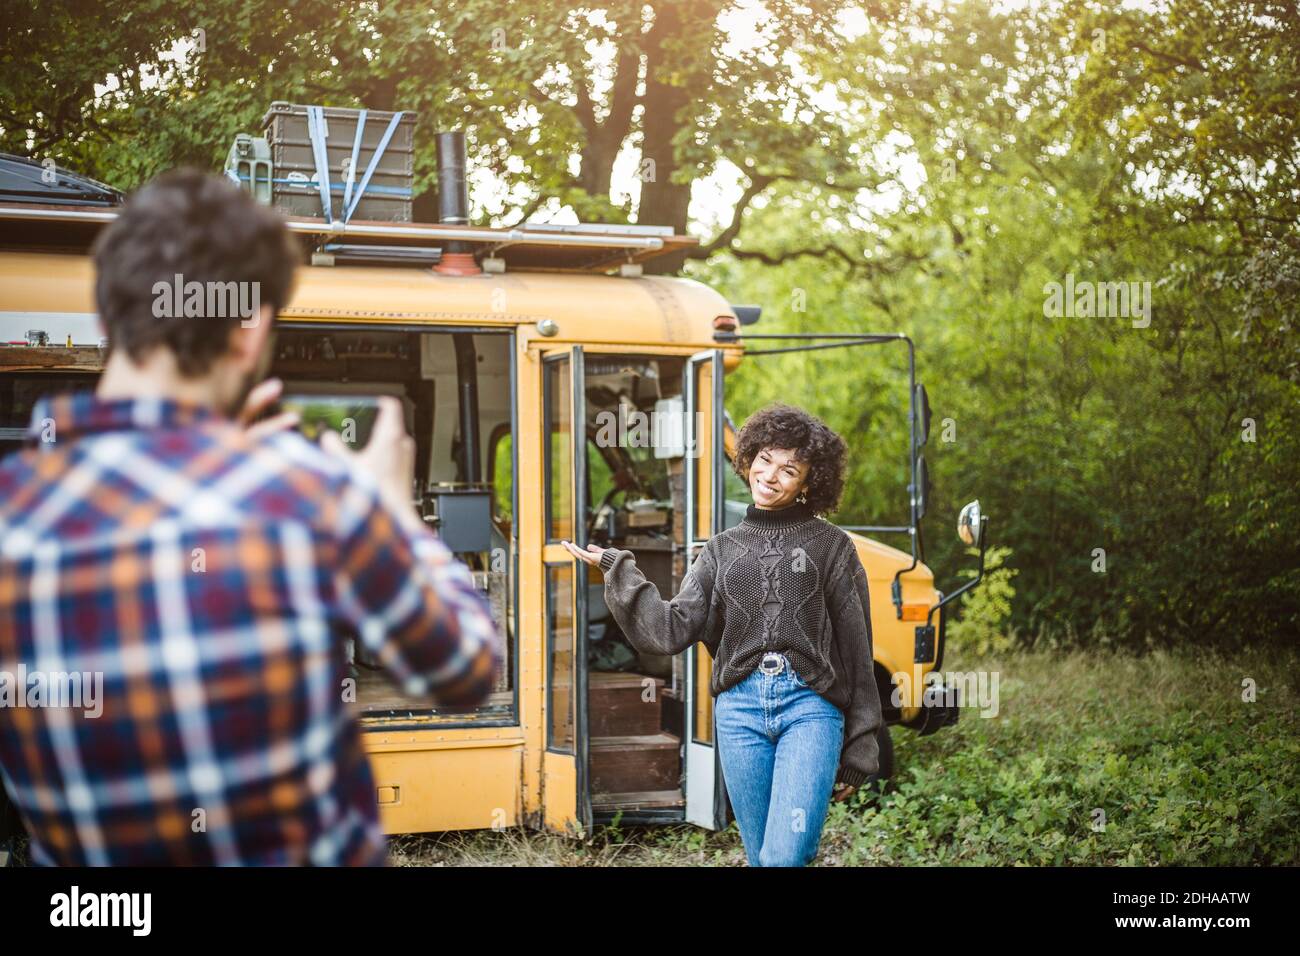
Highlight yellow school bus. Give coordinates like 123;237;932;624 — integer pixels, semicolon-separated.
0;164;985;837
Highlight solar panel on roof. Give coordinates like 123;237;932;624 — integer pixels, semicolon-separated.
0;154;122;207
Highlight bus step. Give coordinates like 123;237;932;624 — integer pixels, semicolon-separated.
591;789;685;810
590;732;681;793
589;671;668;737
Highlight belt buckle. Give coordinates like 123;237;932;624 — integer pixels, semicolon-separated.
760;652;784;675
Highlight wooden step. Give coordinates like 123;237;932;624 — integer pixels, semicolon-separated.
590;732;681;795
591;789;685;810
589;671;667;737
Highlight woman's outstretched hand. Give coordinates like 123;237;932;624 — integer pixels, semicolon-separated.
831;782;858;803
561;539;607;567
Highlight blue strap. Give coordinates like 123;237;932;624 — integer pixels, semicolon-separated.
343;108;366;215
345;111;405;223
305;106;335;224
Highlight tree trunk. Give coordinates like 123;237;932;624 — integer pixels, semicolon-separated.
579;134;617;199
638;89;692;272
636;1;703;273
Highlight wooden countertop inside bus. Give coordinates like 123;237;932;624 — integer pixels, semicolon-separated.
0;345;104;370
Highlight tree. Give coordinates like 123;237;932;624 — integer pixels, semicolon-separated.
697;0;1300;649
1;0;875;271
1061;0;1300;380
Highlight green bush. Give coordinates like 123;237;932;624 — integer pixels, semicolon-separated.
946;545;1018;656
389;645;1299;867
818;644;1300;866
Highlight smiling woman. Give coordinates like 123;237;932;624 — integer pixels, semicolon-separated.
563;400;881;867
731;402;847;516
748;446;809;509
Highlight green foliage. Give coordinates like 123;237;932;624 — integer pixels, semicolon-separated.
2;0;1295;648
946;545;1018;657
492;433;512;522
387;645;1300;866
820;645;1300;866
691;0;1300;650
0;0;865;245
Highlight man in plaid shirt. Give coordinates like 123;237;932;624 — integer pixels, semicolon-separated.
0;170;501;865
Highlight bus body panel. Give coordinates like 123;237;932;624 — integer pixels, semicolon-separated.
0;246;947;837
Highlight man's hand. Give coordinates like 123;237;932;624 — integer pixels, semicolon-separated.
238;377;299;440
561;540;607;567
319;397;422;534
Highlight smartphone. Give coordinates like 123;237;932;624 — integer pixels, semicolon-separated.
279;394;382;447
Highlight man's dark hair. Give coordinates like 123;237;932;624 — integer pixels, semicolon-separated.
732;402;848;515
92;168;300;376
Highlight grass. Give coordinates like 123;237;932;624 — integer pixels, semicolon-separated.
390;643;1300;866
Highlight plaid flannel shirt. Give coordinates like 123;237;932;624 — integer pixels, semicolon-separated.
0;391;502;865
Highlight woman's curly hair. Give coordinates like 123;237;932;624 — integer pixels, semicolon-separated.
732;403;848;516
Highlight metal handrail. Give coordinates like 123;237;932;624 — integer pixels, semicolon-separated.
715;329;924;600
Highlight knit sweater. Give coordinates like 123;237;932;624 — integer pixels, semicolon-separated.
598;501;884;789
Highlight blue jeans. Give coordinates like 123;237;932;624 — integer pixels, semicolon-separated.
715;657;845;867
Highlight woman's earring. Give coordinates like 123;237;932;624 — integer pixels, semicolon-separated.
796;490;808;504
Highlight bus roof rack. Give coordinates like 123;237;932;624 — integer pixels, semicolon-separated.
0;203;698;274
520;221;675;238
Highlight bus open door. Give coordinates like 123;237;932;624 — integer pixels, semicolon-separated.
539;346;593;835
683;348;728;830
539;344;730;833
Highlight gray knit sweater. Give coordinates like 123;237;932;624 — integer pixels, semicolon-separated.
597;501;883;789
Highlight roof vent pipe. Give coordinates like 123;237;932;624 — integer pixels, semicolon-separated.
434;131;479;275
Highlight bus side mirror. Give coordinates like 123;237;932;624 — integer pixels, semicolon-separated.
914;454;931;520
914;383;931;446
958;499;983;547
925;498;991;634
